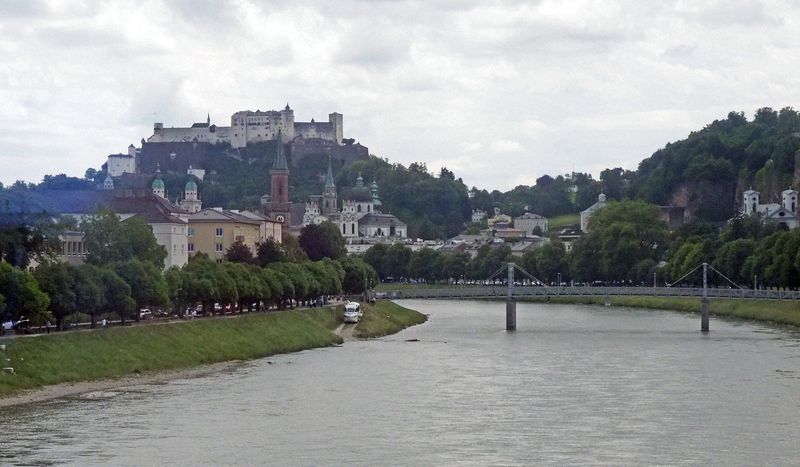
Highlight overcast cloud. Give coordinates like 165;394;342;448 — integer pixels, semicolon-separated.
1;0;798;191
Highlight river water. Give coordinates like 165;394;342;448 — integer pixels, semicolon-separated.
2;300;800;466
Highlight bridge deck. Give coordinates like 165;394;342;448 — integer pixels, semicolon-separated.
380;286;800;301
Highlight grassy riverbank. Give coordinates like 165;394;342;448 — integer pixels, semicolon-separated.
519;295;800;327
355;301;427;338
0;303;426;399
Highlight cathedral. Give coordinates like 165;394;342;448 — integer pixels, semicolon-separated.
301;159;407;238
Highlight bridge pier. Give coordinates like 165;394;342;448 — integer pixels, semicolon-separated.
701;298;709;333
506;299;516;331
701;262;709;333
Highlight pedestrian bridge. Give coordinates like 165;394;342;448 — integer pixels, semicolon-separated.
379;285;800;301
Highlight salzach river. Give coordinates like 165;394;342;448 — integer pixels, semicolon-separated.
2;300;800;466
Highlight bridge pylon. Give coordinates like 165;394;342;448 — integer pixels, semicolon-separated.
507;262;516;331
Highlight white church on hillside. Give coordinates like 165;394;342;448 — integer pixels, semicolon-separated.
742;187;800;229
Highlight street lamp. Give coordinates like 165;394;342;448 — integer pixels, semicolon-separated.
557;272;561;295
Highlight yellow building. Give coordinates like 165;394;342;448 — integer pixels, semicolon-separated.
188;208;263;262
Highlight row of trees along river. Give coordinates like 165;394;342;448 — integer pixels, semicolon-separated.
0;211;377;331
365;200;800;291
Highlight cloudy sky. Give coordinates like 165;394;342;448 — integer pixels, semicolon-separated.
1;0;798;191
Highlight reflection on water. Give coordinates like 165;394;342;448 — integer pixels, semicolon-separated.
2;301;800;466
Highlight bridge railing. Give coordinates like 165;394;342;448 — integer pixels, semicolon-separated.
381;285;800;301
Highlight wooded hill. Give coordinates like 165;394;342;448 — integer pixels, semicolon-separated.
11;106;800;239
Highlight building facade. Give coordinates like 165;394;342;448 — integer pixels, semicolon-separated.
580;193;607;232
300;160;408;240
742;188;800;229
514;212;548;235
188;208;263;262
147;105;343;149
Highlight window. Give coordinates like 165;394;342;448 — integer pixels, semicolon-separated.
342;224;346;234
188;227;194;237
235;235;245;243
351;223;355;235
188;243;194;252
367;205;371;212
357;205;361;213
216;227;223;237
215;243;223;252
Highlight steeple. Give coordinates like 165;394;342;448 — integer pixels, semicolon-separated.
207;113;210;126
324;157;335;191
371;178;382;210
272;130;288;170
356;172;364;187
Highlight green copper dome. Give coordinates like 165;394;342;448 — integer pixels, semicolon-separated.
152;177;165;190
185;180;198;192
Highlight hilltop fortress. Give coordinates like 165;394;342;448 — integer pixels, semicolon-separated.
119;104;368;176
148;104;343;148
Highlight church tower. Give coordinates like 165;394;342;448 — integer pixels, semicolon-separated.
266;131;291;226
180;179;202;213
371;179;382;213
743;188;759;215
152;166;165;199
322;156;338;216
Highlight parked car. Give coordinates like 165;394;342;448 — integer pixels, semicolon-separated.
13;316;31;333
138;309;152;320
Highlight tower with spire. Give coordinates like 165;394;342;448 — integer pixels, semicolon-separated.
265;131;292;226
322;156;338;216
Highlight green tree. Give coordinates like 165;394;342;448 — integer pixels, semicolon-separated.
82;210;167;269
33;262;76;330
113;259;168;323
338;257;378;294
713;239;756;286
0;261;50;326
409;248;443;282
0;213;66;267
363;243;389;280
255;238;285;266
225;241;255;264
535;240;567;283
298;221;346;261
73;264;103;328
384;243;412;279
574;201;668;281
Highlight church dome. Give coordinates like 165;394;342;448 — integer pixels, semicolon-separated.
152;177;165;190
348;187;373;202
185;180;198;192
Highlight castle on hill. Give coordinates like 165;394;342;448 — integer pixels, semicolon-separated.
147;104;343;148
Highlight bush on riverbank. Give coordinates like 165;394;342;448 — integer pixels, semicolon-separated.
355;301;427;338
520;296;800;327
0;309;343;397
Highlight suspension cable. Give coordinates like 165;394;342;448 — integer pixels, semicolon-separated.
665;262;704;288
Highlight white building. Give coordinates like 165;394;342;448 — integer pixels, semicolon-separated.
301;161;407;239
471;209;487;223
742;188;800;229
148;105;343;149
106;145;137;177
580;193;607;232
514;212;548;236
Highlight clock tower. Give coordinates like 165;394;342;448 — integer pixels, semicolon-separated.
265;131;292;227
